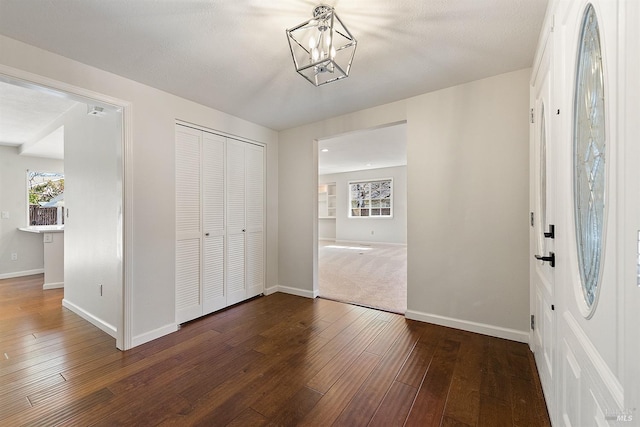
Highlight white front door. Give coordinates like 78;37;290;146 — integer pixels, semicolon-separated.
555;1;625;425
530;27;557;420
531;0;638;424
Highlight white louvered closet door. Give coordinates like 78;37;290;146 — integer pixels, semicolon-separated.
177;124;265;323
226;139;247;305
202;133;226;314
175;126;202;323
245;143;264;299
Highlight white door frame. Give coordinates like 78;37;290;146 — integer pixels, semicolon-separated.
529;21;558;421
623;0;640;418
0;64;133;350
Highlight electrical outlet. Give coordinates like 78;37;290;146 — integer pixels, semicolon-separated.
371;230;374;235
10;252;17;261
1;211;9;219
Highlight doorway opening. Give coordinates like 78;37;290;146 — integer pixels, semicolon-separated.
316;123;407;313
0;73;128;349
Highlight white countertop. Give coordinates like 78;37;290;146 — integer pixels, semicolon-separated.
18;225;65;233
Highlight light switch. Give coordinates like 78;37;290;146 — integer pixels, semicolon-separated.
1;211;9;219
44;233;53;243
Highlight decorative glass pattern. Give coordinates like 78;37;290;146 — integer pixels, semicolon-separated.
349;179;392;217
573;3;606;309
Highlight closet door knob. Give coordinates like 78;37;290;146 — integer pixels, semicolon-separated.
205;233;210;237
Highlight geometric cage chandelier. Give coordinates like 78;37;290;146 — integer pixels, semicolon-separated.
286;4;357;86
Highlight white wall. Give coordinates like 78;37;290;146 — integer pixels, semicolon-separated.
318;218;336;241
63;103;121;336
279;69;530;340
0;34;279;347
320;165;407;244
406;69;530;340
0;145;63;277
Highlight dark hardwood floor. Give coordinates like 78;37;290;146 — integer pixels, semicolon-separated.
0;274;551;426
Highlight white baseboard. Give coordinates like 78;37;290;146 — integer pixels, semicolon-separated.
334;239;407;247
131;323;179;348
264;285;279;296
271;285;318;299
405;309;529;343
43;281;64;290
0;268;44;280
62;298;118;338
319;238;336;242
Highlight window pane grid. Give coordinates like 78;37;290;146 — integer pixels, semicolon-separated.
348;179;393;218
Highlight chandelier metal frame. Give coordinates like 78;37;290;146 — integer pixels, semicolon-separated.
286;5;357;86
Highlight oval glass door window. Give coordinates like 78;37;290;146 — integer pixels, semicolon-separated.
573;3;606;314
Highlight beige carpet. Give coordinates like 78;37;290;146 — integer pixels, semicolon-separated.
318;240;407;314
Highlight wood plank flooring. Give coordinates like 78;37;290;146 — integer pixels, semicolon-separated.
0;274;551;426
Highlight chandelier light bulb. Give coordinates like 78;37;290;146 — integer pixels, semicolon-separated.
308;36;316;49
325;34;332;48
312;47;320;61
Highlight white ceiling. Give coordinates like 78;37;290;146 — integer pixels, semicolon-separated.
318;124;406;175
0;82;77;146
20;126;66;160
0;0;548;132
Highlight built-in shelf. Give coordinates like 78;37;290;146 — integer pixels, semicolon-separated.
318;182;336;219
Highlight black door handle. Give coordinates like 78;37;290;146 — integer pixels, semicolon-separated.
535;252;555;267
